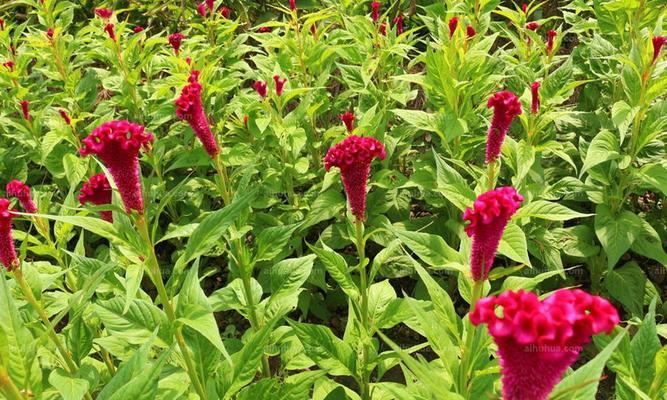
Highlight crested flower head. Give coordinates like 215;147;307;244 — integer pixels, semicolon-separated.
485;91;522;163
652;35;666;63
253;80;267;98
546;29;557;54
470;289;619;400
339;111;355;133
175;70;220;157
169;32;185;55
521;3;527;12
79;173;113;222
463;186;523;281
379;22;387;36
133;26;144;33
47;27;54;39
59;109;71;125
197;2;207;17
324;135;386;220
530;81;540;114
289;0;296;11
220;6;231;18
393;15;404;35
20;100;30;121
258;26;272;33
273;75;287;96
466;25;476;38
526;21;539;31
95;8;113;19
448;17;458;37
80;120;153;213
371;2;381;22
206;0;214;10
104;23;116;41
0;198;18;270
6;180;37;213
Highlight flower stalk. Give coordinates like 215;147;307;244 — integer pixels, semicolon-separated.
354;218;371;400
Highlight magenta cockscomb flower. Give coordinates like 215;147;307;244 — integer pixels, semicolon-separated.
20;100;30;121
197;3;207;17
6;180;37;213
393;15;404;35
546;29;557;54
324;135;386;220
466;25;476;38
521;3;527;12
0;198;18;271
80;121;153;214
371;2;381;22
0;18;4;30
448;17;458;38
175;70;220;157
530;81;540;114
3;60;14;71
206;0;214;10
273;75;287;96
253;80;267;98
526;21;539;31
59;109;72;125
220;6;231;18
652;36;666;63
169;32;185;55
463;186;523;281
95;8;113;19
470;289;619;400
258;26;272;33
104;23;116;41
339;111;355;133
379;22;387;36
79;173;113;222
289;0;296;11
485;91;522;164
133;26;144;33
47;28;54;39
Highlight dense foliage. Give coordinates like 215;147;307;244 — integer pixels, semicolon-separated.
0;0;665;399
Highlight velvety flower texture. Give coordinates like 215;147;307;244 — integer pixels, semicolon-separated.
80;120;153;213
79;173;113;222
95;8;113;19
273;75;287;96
104;23;116;41
463;186;523;281
169;32;185;55
470;289;619;400
289;0;296;11
324;135;386;220
20;100;30;121
448;17;458;37
652;36;666;63
197;3;207;17
175;70;220;157
253;80;267;98
485;91;522;163
6;180;37;213
0;198;18;271
546;29;557;54
371;2;380;22
530;81;540;114
379;22;387;36
339;111;355;133
393;15;404;35
466;25;476;38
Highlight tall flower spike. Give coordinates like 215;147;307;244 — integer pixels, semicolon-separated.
220;6;231;18
470;289;620;400
289;0;296;11
104;23;116;41
59;109;72;125
169;32;185;55
448;17;458;38
379;22;387;36
205;0;214;11
463;186;523;281
339;111;355;133
530;81;540;114
95;8;113;19
197;3;207;17
466;25;476;38
371;2;381;22
6;180;37;213
324;135;386;220
47;28;54;39
526;21;539;31
273;75;287;96
79;120;153;213
79;173;113;222
652;36;665;63
20;100;30;121
521;3;527;12
393;15;404;35
546;29;557;54
253;80;267;98
175;70;220;157
0;198;18;270
485;91;522;164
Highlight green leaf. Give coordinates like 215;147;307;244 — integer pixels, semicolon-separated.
594;205;642;269
501;269;562;292
266;255;316;296
497;222;531;267
308;243;358;300
631;220;667;266
604;262;646;317
94;298;168;341
433;150;476;211
254;223;300;262
393;228;464;272
288;321;356;377
637;163;667;196
514;200;593;221
367;280;397;323
209;278;262;317
611;101;637;144
630;299;660;392
48;369;89;400
580;130;620;176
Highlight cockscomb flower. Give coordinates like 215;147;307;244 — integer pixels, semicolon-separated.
485;91;522;164
20;100;30;121
289;0;296;11
393;15;404;35
169;32;185;55
253;80;267;98
3;60;14;71
448;17;458;38
59;109;71;125
470;289;619;400
79;120;153;213
530;81;540;114
0;198;18;271
273;75;287;96
104;23;116;41
652;35;665;63
339;111;355;133
95;8;113;19
546;29;557;54
220;6;231;18
6;180;37;213
47;28;54;39
371;2;381;22
324;135;386;220
175;70;220;157
79;173;113;222
206;0;214;10
379;22;387;36
133;26;144;33
521;3;527;12
197;3;207;17
258;26;272;33
463;186;523;281
526;21;539;31
0;18;4;30
466;25;476;38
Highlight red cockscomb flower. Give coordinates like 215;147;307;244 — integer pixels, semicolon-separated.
470;289;619;400
339;111;355;133
0;18;4;30
485;91;522;164
521;3;527;12
169;32;185;55
273;75;287;96
463;186;523;281
79;121;153;213
220;6;231;18
0;198;18;271
206;0;214;10
197;3;207;17
47;28;54;39
6;180;37;214
289;0;296;11
466;25;476;38
79;173;113;222
530;81;540;114
258;26;272;33
253;80;267;98
133;26;144;33
59;109;71;125
20;100;30;121
104;23;116;41
449;17;458;38
652;35;665;63
546;29;557;54
393;15;404;35
526;21;539;31
379;22;387;36
2;60;14;71
324;135;386;220
371;2;381;22
175;70;220;157
95;8;113;19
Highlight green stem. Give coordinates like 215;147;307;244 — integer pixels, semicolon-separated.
239;263;271;378
486;161;497;191
0;366;24;400
354;219;371;400
213;154;233;205
458;279;485;397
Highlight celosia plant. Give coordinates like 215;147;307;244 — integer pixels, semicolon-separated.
79;173;113;222
0;198;18;270
530;81;540;114
485;91;522;163
339;111;355;132
175;70;220;157
6;180;37;213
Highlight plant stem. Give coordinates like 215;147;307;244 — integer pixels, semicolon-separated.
354;219;371;400
213;154;233;205
239;262;271;377
458;279;484;397
135;215;208;400
13;269;93;400
486;161;497;191
0;366;24;400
